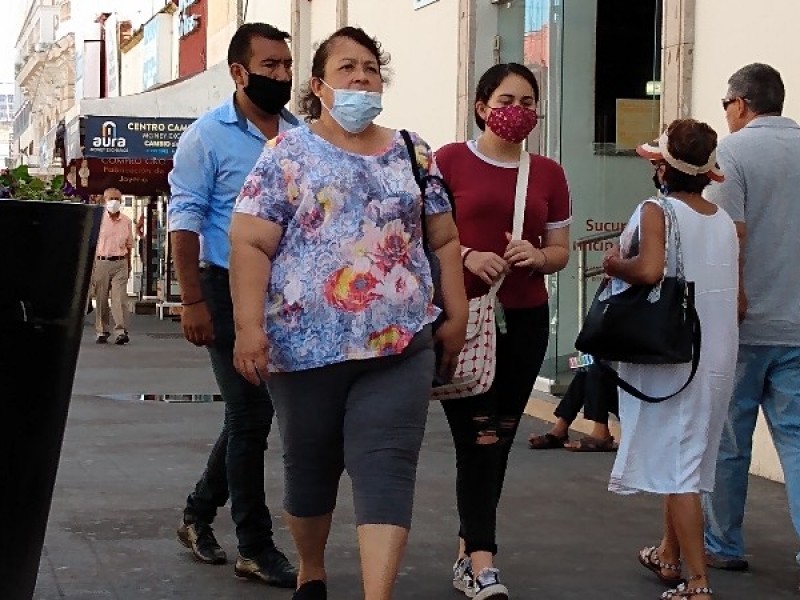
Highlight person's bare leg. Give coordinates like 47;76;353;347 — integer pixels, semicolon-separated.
589;422;612;440
470;550;494;575
549;417;570;438
286;513;332;587
358;524;408;600
457;538;466;559
658;496;682;578
668;493;712;598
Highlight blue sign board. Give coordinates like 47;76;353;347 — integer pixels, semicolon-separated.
83;116;195;159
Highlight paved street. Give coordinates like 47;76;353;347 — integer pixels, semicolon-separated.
31;313;800;599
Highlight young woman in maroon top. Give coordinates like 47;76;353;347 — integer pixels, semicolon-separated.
435;63;572;600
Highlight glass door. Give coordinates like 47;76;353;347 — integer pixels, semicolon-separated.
524;0;663;392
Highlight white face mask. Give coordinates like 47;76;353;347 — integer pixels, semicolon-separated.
106;199;121;214
320;80;383;134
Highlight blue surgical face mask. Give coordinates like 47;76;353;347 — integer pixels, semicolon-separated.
320;80;383;133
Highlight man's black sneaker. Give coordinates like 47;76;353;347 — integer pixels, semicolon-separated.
177;519;227;564
234;546;298;588
114;331;130;345
96;333;109;344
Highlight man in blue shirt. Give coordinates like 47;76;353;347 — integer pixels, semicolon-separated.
167;23;298;587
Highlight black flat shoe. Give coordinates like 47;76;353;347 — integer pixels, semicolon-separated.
292;580;327;600
235;547;298;588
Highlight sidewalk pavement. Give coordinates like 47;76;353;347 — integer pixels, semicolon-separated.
31;314;800;599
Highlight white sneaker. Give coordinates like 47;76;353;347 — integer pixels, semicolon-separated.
472;567;509;600
452;557;476;597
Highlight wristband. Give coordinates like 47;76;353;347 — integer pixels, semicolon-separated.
181;298;206;307
462;249;475;264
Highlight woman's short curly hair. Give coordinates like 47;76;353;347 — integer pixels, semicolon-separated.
661;119;719;194
298;27;391;123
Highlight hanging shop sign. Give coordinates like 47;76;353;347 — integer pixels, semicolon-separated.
84;116;195;159
69;158;175;197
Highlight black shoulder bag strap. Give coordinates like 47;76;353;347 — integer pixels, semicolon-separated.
399;129;455;243
595;306;702;403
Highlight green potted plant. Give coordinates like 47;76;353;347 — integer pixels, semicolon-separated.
0;164;78;201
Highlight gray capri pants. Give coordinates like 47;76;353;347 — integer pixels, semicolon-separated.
267;327;434;529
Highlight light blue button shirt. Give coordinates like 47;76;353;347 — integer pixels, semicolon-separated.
167;95;299;269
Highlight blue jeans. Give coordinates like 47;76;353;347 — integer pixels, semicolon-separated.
703;345;800;564
185;265;275;558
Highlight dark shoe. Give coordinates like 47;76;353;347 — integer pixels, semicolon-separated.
528;432;568;449
705;551;749;571
114;332;130;345
235;546;298;588
177;519;227;565
472;568;509;600
293;580;327;600
96;333;109;344
564;435;617;452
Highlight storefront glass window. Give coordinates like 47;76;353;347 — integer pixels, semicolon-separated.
524;0;663;392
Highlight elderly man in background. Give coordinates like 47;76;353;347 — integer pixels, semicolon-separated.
92;187;133;345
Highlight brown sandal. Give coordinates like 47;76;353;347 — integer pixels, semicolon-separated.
528;433;568;449
660;582;713;598
564;435;616;452
639;546;684;587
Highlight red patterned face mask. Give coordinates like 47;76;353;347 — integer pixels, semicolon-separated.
485;105;538;144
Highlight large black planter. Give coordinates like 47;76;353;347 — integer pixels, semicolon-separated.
0;200;102;600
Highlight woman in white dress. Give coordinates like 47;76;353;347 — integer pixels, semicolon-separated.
602;119;738;600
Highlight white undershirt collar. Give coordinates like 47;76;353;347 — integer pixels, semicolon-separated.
466;139;521;169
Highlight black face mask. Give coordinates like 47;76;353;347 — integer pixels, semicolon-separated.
652;171;669;195
243;71;291;115
652;172;661;191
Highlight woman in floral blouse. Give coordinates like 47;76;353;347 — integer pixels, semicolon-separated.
229;27;467;600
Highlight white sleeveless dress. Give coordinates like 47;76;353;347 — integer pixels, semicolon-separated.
608;197;739;495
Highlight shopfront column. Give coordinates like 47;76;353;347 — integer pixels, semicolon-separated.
661;0;695;124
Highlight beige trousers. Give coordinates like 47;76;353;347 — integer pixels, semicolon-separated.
92;258;129;336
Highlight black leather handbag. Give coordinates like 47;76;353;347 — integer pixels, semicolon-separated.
574;198;701;403
576;276;696;364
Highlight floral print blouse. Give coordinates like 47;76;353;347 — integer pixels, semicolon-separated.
234;126;451;372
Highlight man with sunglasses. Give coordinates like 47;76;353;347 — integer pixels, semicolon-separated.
703;63;800;575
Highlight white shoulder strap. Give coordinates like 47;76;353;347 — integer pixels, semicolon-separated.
489;148;530;295
510;148;529;240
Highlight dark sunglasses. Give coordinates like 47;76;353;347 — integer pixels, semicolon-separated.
721;96;747;110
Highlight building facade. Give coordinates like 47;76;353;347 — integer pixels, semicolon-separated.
0;83;15;168
12;0;151;174
13;0;67;174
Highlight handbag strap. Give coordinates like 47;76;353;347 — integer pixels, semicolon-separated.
488;147;530;296
595;301;701;403
648;196;686;281
400;129;455;247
